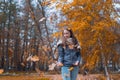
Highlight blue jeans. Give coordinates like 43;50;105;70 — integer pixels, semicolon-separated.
61;66;79;80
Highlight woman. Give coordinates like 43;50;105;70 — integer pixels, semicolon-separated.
57;28;81;80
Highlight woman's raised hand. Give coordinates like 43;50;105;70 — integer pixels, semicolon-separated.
57;62;63;67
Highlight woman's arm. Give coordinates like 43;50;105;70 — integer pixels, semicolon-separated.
74;49;81;66
77;49;81;62
58;45;64;63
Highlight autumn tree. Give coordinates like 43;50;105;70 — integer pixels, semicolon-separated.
53;0;120;79
0;0;19;71
19;0;55;71
0;0;55;72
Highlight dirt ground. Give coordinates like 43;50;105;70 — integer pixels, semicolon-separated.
0;73;120;80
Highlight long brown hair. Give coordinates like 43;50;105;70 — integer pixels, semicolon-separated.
61;28;78;47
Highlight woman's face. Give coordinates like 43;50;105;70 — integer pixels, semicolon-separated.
63;30;71;39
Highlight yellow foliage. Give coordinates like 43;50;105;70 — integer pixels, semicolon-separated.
53;0;120;71
41;1;50;6
31;55;39;62
0;69;4;74
51;31;62;38
56;4;63;9
51;0;56;3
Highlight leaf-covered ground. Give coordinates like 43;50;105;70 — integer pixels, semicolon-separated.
0;73;120;80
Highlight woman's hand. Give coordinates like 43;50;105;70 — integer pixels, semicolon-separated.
73;61;79;66
57;62;63;67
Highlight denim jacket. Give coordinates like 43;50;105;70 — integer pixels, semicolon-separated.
58;45;81;67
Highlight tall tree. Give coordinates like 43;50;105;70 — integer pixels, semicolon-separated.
54;0;120;79
0;0;18;72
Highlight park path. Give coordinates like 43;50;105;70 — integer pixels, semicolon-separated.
0;73;120;80
47;74;103;80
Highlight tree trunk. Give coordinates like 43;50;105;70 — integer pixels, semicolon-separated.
98;38;110;80
5;32;10;72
